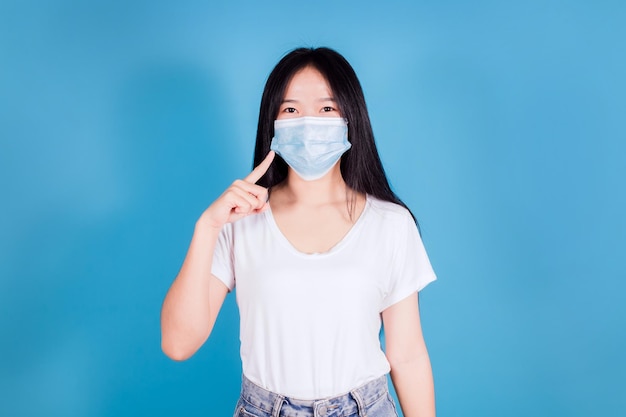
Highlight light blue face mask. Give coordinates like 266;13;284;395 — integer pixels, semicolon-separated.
270;116;351;181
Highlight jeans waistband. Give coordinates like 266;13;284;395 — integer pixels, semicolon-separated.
239;374;389;417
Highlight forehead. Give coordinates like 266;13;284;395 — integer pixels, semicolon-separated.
283;66;333;97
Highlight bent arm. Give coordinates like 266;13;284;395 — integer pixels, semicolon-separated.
160;215;229;361
161;151;274;360
382;293;436;417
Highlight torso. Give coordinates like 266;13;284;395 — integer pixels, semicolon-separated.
210;195;437;399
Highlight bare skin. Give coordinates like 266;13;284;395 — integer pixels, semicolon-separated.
160;66;435;417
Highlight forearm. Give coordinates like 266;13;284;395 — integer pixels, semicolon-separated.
389;352;436;417
160;218;224;360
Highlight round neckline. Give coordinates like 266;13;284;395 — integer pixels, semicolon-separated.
264;195;371;258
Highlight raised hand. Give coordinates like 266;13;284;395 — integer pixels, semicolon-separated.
199;151;275;230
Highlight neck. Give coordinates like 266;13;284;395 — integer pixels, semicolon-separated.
279;165;348;206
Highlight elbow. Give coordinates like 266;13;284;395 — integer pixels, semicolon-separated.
161;345;193;362
162;340;194;361
160;312;214;361
386;348;431;372
161;335;200;361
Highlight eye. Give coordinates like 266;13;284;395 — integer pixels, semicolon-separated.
283;107;297;113
322;106;336;113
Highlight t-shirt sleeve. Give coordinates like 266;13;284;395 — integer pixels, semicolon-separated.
211;223;235;291
380;211;437;311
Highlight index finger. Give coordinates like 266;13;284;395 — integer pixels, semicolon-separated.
244;151;275;184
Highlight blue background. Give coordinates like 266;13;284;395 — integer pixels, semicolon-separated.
1;1;624;416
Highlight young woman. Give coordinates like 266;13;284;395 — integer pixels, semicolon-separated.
161;47;437;417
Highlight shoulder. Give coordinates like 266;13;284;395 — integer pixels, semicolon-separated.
365;195;414;227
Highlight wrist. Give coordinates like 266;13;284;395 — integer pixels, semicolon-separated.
195;212;223;235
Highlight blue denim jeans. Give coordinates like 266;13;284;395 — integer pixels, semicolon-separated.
233;375;399;417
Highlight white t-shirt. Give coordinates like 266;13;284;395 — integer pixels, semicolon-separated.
211;195;436;400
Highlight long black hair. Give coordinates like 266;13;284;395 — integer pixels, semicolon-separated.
253;47;416;221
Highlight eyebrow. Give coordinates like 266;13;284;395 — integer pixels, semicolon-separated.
281;97;336;104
